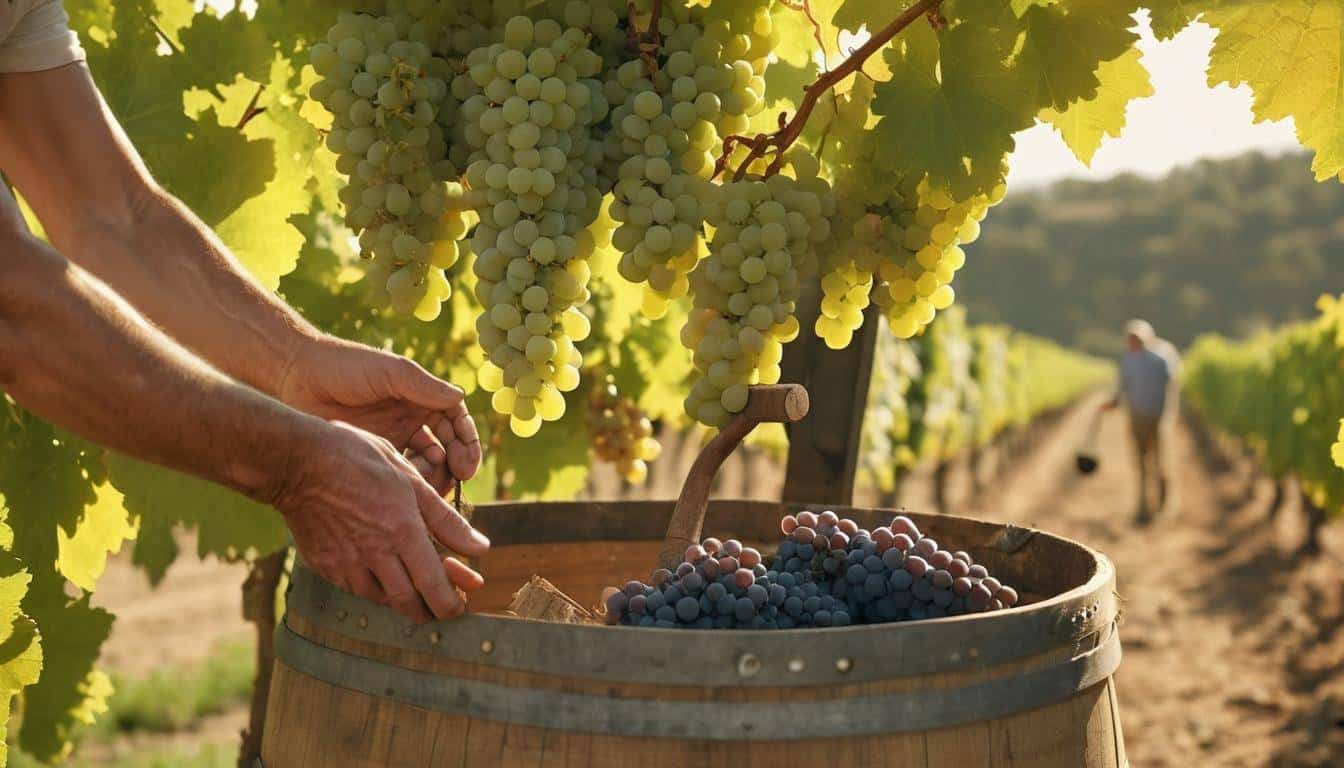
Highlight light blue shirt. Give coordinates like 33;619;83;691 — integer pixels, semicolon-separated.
1120;348;1172;419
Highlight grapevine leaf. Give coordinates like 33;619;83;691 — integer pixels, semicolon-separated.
831;0;894;35
106;455;289;583
175;9;276;90
1203;0;1344;182
871;22;1033;197
1146;0;1198;39
497;403;591;499
1013;0;1061;14
1014;0;1142;110
1039;47;1155;164
186;60;326;288
17;583;114;762
56;483;136;593
152;106;276;227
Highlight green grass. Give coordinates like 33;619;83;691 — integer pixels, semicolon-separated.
95;641;255;736
8;640;256;766
9;743;236;768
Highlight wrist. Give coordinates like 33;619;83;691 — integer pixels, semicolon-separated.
274;328;335;406
229;407;335;511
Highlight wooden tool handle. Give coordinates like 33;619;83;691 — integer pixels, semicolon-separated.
656;384;809;571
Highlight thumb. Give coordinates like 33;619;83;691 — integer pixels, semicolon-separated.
384;356;465;411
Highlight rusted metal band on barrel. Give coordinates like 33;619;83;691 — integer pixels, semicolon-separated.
287;562;1117;687
274;619;1122;739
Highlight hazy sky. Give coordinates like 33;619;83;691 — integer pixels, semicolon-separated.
1007;14;1301;188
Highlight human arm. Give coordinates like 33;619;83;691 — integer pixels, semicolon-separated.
0;228;487;622
0;62;480;486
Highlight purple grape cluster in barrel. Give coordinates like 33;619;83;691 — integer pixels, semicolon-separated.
602;511;1020;629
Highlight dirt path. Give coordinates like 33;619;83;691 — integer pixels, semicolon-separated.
91;534;253;676
953;398;1344;768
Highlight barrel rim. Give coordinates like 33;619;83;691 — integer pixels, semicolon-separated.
284;502;1119;686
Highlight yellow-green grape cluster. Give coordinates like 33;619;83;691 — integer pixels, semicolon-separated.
310;11;467;321
456;14;610;437
599;3;766;318
587;375;662;483
866;176;1004;339
682;156;834;428
815;231;879;349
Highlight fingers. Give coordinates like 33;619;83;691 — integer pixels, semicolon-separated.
417;481;490;557
386;357;466;412
444;556;485;592
346;567;386;604
408;425;447;464
370;555;433;624
430;410;482;481
399;536;466;621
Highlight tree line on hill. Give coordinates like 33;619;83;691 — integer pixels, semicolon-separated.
959;151;1344;355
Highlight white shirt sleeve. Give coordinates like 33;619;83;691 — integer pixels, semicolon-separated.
0;0;86;74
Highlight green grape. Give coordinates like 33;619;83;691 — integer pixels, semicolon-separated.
455;9;608;435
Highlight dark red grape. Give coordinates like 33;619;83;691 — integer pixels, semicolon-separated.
905;555;929;578
915;537;938;558
739;548;762;568
722;539;743;556
952;550;973;564
676;562;694;578
931;569;953;589
780;515;798;534
892;533;915;553
685;544;707;563
701;558;720;578
952;577;973;597
970;583;993;606
793;526;816;545
702;537;723;555
623;580;645;597
997;586;1019;607
628;594;647;614
968;564;988;580
717;556;739;574
929;550;954;570
948;559;970;578
838;518;859;535
797;510;819;528
989;598;1005;611
734;568;755;589
873;527;895;551
982;576;1002;593
650;568;672;586
819;510;839;527
891;515;920;539
829;532;850;551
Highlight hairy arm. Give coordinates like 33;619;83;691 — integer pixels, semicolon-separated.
0;62;480;485
0;62;313;395
0;226;320;504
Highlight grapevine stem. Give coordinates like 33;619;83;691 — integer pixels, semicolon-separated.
717;0;944;180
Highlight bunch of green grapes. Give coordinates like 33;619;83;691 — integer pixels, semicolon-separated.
681;153;834;427
587;375;662;483
578;0;767;318
453;14;610;436
310;11;469;321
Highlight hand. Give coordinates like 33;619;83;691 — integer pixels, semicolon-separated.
277;336;480;493
276;421;490;622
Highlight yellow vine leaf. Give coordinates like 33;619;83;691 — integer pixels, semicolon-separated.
1203;0;1344;182
1040;47;1155;165
56;483;136;594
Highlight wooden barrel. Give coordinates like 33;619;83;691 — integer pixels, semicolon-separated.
262;501;1126;767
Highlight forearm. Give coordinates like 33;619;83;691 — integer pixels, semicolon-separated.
46;187;318;398
0;232;326;502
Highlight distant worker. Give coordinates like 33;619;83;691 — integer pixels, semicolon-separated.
1100;319;1180;523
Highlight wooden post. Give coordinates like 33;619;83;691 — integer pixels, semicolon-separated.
780;281;879;506
238;550;286;768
